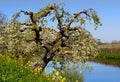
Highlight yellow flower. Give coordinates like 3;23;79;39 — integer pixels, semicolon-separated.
60;76;63;79
61;78;66;82
55;71;59;76
52;76;56;81
37;67;42;72
27;61;31;64
34;68;38;72
38;61;41;64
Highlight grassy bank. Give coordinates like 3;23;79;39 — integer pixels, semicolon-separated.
90;52;120;67
90;43;120;67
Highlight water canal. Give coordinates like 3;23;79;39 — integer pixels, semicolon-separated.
45;61;120;82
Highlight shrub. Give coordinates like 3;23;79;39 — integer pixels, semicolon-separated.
0;54;52;82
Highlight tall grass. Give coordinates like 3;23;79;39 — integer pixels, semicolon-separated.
62;70;84;82
99;43;120;54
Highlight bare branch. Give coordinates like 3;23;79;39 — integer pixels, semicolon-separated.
20;10;36;24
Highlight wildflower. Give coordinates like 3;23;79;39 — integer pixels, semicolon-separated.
61;77;66;82
37;67;42;72
60;76;63;79
55;71;59;76
38;61;41;64
34;68;38;72
52;76;56;81
27;61;31;64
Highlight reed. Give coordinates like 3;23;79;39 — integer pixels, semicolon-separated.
90;43;120;67
99;43;120;54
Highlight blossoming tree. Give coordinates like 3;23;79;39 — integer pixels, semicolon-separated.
0;4;101;71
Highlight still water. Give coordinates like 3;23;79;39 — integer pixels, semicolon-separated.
83;61;120;82
46;61;120;82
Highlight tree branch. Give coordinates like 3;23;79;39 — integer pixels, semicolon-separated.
68;10;90;27
20;10;36;24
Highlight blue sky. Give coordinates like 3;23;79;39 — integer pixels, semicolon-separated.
0;0;120;43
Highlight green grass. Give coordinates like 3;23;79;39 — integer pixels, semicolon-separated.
99;52;120;60
90;52;120;67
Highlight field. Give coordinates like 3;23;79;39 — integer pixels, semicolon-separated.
90;43;120;67
99;43;120;54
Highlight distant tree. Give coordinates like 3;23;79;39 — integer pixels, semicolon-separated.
111;40;120;44
96;39;102;44
0;12;7;34
0;4;101;71
0;12;7;25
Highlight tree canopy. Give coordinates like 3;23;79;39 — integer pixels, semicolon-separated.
0;4;101;71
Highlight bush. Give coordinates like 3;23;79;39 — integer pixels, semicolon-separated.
0;54;52;82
